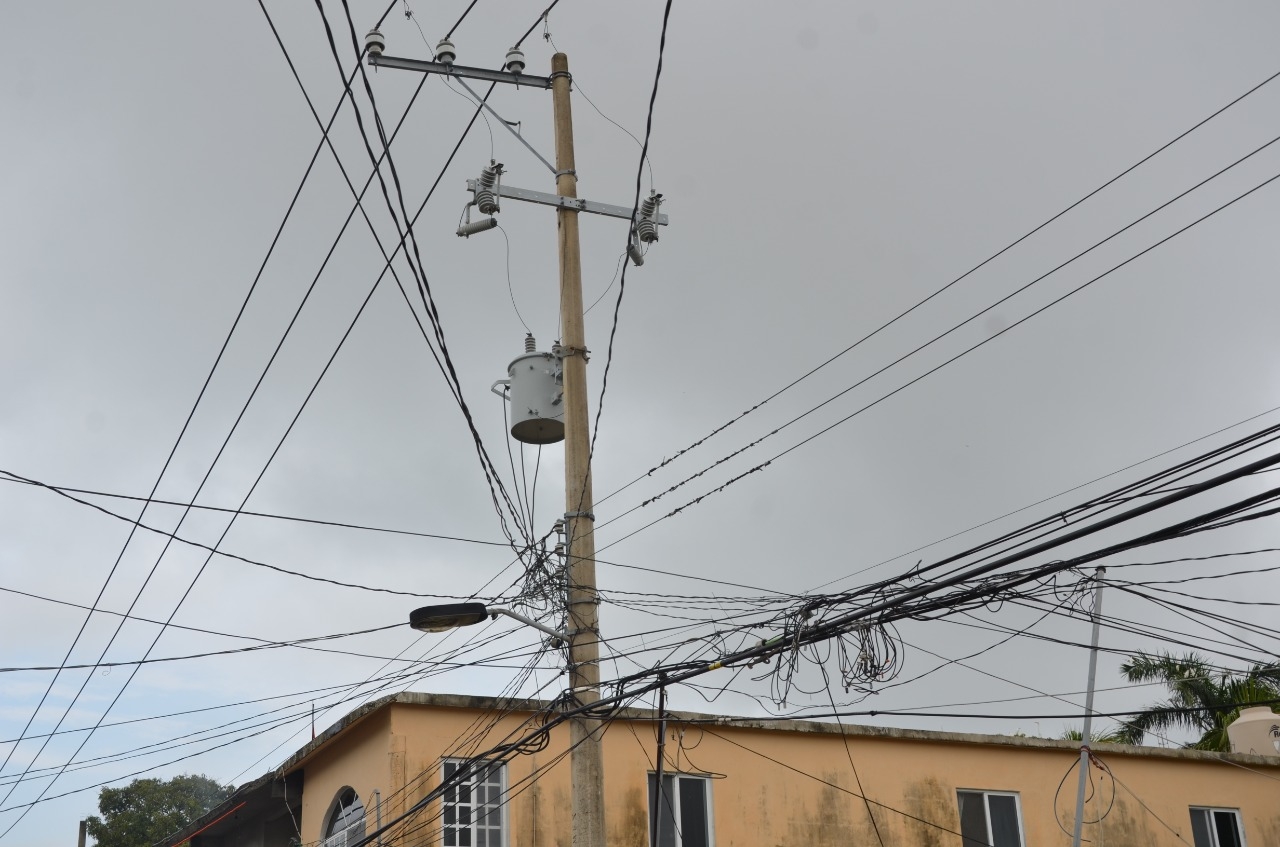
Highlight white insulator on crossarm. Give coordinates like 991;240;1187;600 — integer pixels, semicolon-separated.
505;47;526;74
435;37;456;64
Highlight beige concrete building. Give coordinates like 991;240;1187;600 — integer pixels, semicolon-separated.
161;693;1280;847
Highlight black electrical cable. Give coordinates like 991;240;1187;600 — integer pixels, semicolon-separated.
0;638;558;815
587;0;674;461
669;699;1280;724
444;0;480;37
0;469;807;599
0;669;461;746
811;405;1280;594
700;727;984;844
1;94;504;829
0;469;500;600
0;613;409;672
0;9;401;808
595;150;1280;551
314;0;532;551
512;0;563;49
0;472;513;548
3;31;539;822
1106;547;1280;575
594;65;1280;512
867;424;1280;604
316;505;1275;847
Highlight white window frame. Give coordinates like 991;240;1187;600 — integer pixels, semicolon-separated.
441;759;508;847
647;772;715;847
956;789;1025;847
321;788;366;847
1189;806;1248;847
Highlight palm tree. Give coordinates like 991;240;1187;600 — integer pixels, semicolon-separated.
1114;651;1280;751
1059;726;1129;744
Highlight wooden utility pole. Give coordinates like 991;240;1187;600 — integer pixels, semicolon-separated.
551;52;606;847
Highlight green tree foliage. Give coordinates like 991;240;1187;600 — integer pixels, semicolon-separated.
1114;651;1280;751
85;774;233;847
1058;726;1129;744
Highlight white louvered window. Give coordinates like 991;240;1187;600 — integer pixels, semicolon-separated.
322;788;365;847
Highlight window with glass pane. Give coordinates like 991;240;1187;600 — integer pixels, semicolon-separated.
1190;808;1245;847
956;790;1024;847
443;760;506;847
647;774;711;847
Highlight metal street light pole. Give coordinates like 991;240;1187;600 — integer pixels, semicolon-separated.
1072;567;1106;847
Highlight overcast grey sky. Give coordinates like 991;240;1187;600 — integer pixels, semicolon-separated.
3;2;1280;844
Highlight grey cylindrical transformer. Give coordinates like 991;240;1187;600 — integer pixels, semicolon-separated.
504;351;564;444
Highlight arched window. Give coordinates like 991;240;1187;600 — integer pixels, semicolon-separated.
323;788;366;846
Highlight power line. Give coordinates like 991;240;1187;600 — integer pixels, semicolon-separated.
513;1;563;49
593;65;1280;511
673;700;1280;725
313;0;532;550
444;0;480;38
0;3;474;824
587;0;674;460
0;585;432;665
0;471;513;548
0;469;796;599
296;466;1280;847
837;424;1280;612
596;165;1280;553
0;33;416;838
807;401;1280;593
0;13;402;809
700;727;981;844
0;637;557;815
595;132;1280;542
0;469;501;600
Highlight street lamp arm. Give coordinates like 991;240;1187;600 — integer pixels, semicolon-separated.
489;607;565;646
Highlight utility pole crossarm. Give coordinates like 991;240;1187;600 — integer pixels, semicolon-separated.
368;53;552;88
466;180;671;225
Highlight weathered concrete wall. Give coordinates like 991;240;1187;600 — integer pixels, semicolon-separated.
297;707;392;844
285;695;1280;847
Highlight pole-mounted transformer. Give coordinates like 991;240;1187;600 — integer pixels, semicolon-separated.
491;335;564;445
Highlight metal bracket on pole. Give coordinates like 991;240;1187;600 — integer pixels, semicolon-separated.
369;53;553;88
451;77;558;175
489;607;566;646
466;180;671;225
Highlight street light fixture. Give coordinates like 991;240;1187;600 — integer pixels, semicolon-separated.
409;603;565;647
